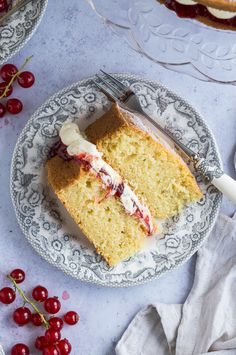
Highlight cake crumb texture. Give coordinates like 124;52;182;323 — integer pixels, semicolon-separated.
46;156;147;266
86;104;203;219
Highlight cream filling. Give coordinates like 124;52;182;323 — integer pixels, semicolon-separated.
176;0;196;5
59;123;155;235
174;0;236;19
86;156;152;220
60;123;102;158
207;7;236;19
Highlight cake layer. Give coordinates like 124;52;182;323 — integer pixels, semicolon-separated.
46;156;147;266
160;0;236;29
174;0;236;13
85;104;202;219
196;0;236;12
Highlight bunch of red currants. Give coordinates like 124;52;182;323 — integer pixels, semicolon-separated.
0;62;35;118
0;268;79;355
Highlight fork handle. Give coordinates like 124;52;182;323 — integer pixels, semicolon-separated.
212;174;236;204
194;156;236;204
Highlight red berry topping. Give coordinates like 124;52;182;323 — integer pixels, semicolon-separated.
57;339;72;354
17;71;35;88
45;328;61;344
43;345;60;355
0;81;13;97
0;63;18;82
0;287;16;304
44;297;61;314
6;98;23;115
32;285;48;302
0;102;6;118
10;269;25;283
11;343;29;355
49;316;63;330
13;307;31;326
31;312;43;326
35;336;48;350
0;0;8;12
64;311;79;325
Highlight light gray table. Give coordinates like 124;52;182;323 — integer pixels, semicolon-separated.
0;1;235;354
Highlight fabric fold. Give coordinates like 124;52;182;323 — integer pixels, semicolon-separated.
116;214;236;355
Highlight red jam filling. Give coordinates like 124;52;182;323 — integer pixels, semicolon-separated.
75;153;153;236
164;0;236;26
50;140;72;161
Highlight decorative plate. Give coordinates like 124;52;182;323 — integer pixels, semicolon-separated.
88;0;236;84
0;0;48;65
10;74;222;287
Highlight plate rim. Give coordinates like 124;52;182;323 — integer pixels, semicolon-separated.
0;0;48;65
10;73;223;287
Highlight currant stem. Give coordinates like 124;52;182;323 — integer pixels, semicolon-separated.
7;275;49;329
0;55;33;100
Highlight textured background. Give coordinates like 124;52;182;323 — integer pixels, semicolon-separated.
0;0;235;354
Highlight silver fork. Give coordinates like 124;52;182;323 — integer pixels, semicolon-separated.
93;71;236;204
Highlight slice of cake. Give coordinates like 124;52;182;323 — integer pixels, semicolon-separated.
46;123;156;267
85;103;202;219
158;0;236;31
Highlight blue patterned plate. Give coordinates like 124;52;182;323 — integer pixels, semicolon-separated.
0;0;48;65
10;74;222;287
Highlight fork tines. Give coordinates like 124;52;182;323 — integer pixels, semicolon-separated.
100;70;127;91
93;70;128;102
92;79;118;102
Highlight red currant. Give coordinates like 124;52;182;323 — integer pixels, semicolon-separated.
11;343;29;355
0;0;8;12
0;102;6;118
0;82;13;97
0;64;18;82
6;98;23;115
57;339;72;354
48;316;63;330
31;313;43;326
64;311;79;325
32;285;48;302
43;345;60;355
10;269;25;283
17;71;35;88
45;328;61;344
13;307;31;326
35;336;48;350
0;287;16;304
44;297;61;314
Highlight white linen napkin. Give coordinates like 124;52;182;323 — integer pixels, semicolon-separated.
116;213;236;355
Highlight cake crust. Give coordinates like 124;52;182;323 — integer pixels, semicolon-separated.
195;14;236;30
85;104;134;143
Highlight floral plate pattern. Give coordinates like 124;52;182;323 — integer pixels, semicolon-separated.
10;74;222;287
0;0;48;65
89;0;236;84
